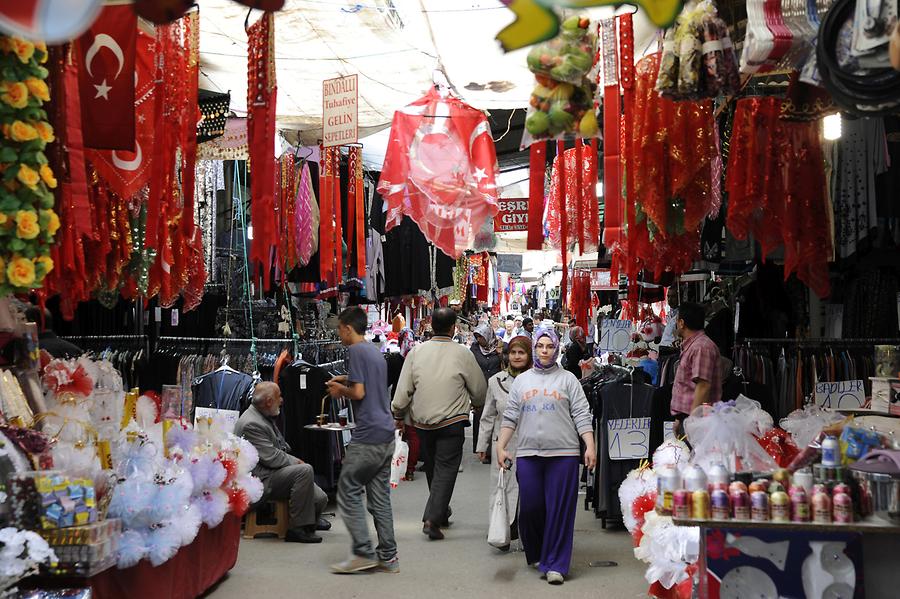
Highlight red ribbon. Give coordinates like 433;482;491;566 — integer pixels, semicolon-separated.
557;140;568;308
349;146;366;279
247;12;277;290
575;138;584;254
319;146;334;282
527;142;546;250
332;147;343;285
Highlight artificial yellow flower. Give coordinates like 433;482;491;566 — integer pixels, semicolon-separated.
7;256;35;287
25;78;49;102
9;120;38;142
35;255;53;275
11;38;35;64
39;164;56;189
1;82;29;109
0;213;8;225
15;210;40;239
35;121;54;143
16;164;39;190
34;41;47;64
40;209;59;236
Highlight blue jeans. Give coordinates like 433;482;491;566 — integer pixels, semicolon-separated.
337;441;397;561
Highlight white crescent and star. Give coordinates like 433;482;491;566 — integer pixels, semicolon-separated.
84;33;125;101
111;141;142;171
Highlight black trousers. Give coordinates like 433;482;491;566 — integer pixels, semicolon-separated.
417;421;465;524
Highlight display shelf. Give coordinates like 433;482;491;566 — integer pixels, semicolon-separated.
303;423;356;431
672;516;900;534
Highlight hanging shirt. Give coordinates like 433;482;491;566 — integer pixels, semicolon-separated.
670;331;722;415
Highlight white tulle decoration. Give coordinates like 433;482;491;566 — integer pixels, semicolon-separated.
780;404;843;450
238;473;264;504
236;437;259;472
117;529;148;569
178;504;203;547
50;442;101;480
652;438;691;472
619;467;659;533
134;395;159;429
146;521;183;567
635;510;700;589
193;489;230;527
684;396;778;473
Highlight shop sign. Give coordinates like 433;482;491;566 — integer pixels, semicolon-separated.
496;254;523;275
494;198;528;232
607;417;651;460
195;407;240;433
322;74;358;147
597;319;632;353
814;380;865;410
590;268;616;290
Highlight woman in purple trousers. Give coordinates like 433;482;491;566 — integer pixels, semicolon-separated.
496;327;597;585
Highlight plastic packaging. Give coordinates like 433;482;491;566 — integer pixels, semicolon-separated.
523;79;599;146
525;16;597;86
822;436;840;467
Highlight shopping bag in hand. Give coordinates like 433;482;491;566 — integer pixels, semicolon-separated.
389;430;409;489
487;469;510;547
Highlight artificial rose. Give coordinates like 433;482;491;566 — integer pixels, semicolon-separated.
10;120;38;142
40;209;59;235
35;121;54;143
39;164;56;189
34;41;47;64
7;255;35;287
35;255;53;276
1;82;29;109
16;164;39;190
0;213;8;226
15;210;40;239
11;38;35;64
25;78;49;102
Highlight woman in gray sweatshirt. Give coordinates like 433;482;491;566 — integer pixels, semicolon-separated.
496;327;597;586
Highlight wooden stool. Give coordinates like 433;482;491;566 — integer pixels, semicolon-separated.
243;500;290;539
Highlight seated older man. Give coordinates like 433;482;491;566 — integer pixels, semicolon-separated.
235;382;329;543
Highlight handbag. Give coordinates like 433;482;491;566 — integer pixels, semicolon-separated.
389;430;409;489
487;468;511;547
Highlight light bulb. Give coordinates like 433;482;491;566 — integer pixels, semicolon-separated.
823;114;842;140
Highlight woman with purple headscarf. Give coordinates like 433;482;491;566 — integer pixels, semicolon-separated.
495;327;596;586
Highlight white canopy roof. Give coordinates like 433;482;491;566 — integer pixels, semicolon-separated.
198;0;657;150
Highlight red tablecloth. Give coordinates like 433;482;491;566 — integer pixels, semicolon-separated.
29;514;241;599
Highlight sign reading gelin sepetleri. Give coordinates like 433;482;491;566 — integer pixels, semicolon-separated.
322;74;358;147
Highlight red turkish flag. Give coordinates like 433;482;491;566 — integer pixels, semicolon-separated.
75;5;137;150
87;33;155;199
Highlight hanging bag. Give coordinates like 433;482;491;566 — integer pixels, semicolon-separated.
389;429;409;489
487;468;511;547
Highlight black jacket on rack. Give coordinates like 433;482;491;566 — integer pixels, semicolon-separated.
191;368;256;417
278;361;339;491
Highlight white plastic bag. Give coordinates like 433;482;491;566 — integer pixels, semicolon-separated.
389;430;409;489
487;469;510;548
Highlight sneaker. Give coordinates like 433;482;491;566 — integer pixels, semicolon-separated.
458;463;465;473
376;557;400;574
331;555;379;574
546;571;564;585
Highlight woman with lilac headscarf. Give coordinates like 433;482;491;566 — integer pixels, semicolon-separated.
495;327;596;586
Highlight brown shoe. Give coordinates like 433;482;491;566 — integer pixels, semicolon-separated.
422;521;444;540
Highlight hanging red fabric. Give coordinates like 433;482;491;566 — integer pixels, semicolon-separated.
319;146;334;283
575;139;585;254
332;147;343;285
557;140;568;308
587;138;600;249
246;12;277;290
600;18;622;277
527;143;546;250
350;146;366;279
181;10;201;239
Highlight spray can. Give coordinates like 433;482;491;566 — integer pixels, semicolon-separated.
711;489;730;520
791;488;811;522
833;492;853;523
771;491;791;522
832;482;851;497
683;465;708;492
792;469;814;493
749;479;768;495
673;490;692;519
731;490;751;520
768;481;786;495
751;491;770;521
656;467;682;514
812;491;833;523
692;489;710;519
728;481;748;496
707;464;730;490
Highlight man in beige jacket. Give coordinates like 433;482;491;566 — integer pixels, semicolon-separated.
392;307;487;540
